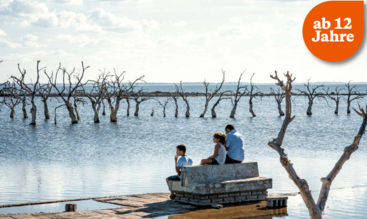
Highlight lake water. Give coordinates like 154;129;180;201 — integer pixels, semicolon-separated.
1;83;367;218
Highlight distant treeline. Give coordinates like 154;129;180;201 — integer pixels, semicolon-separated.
0;60;365;125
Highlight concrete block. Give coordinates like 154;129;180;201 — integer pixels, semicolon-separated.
212;198;224;203
218;194;228;198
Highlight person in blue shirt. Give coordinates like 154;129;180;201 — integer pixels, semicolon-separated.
166;144;193;199
224;124;245;163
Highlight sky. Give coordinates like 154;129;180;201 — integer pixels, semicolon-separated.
0;0;366;84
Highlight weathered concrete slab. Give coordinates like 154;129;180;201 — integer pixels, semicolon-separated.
170;177;272;195
181;162;259;186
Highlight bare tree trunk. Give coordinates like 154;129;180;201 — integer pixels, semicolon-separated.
151;109;154;117
92;102;100;123
102;99;106;116
249;98;256;117
74;99;81;120
22;97;28;119
307;100;313;115
66;103;78;124
10;107;15;118
184;100;190;117
126;98;130;117
30;97;37;125
277;102;284;116
230;102;238;118
173;97;178;117
335;101;339;115
163;107;166;117
200;101;209;118
347;102;351;114
135;102;141;117
110;106;117;122
43;99;50;119
211;107;217;118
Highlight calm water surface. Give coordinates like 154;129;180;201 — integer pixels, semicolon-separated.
1;83;367;218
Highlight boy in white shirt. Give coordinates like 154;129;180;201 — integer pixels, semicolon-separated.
166;144;193;199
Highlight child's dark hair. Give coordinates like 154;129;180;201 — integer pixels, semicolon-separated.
176;144;186;153
213;132;226;145
225;124;235;131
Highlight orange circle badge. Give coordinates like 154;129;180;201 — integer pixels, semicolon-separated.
303;1;364;62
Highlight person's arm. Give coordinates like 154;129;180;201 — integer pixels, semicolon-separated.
175;157;181;174
207;144;220;159
225;137;231;151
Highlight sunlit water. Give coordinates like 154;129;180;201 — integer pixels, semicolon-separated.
1;83;367;218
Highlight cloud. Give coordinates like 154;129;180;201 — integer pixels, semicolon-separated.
87;8;159;32
0;39;21;48
0;0;48;17
217;26;242;36
229;17;241;23
51;0;83;5
170;21;187;27
23;41;46;48
21;34;37;41
0;29;6;36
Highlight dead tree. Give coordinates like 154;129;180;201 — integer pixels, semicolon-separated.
229;71;247;118
270;87;285;116
345;81;363;114
155;96;171;117
199;70;225;117
2;82;22;118
131;90;149;117
45;62;89;124
297;79;324;115
174;81;190;117
105;70;144;122
20;92;28;119
126;97;130;116
73;97;86;120
82;71;110;123
172;94;179;117
39;83;52;119
11;61;46;125
324;87;343;114
246;73;262;117
97;99;106;116
211;91;231;118
268;71;367;219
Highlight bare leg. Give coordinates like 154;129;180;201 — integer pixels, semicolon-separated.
200;159;213;165
166;178;174;195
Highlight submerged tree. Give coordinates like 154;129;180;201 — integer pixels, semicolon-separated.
229;71;247;118
246;73;262;117
45;62;89;124
172;93;179;117
211;91;231;118
132;90;150;117
2;82;21;118
297;79;324;115
105;70;144;122
199;70;225;117
345;81;363;114
39;83;52;120
11;61;46;125
82;71;110;123
175;81;190;117
155;96;171;117
324;87;343;115
20;92;28;119
270;87;285;116
268;71;367;219
97;99;106;116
